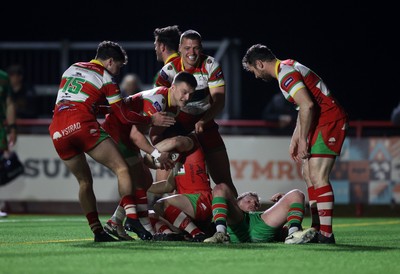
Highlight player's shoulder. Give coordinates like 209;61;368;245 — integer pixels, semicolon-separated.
159;61;180;81
140;87;168;111
278;59;299;74
140;86;168;97
280;59;296;66
70;61;110;79
162;56;181;71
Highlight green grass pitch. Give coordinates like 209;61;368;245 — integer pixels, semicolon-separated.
0;215;399;274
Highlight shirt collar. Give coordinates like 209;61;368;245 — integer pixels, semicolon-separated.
165;53;179;65
274;59;281;78
90;59;104;67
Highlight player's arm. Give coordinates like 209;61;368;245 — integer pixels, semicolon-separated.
147;172;176;194
197;85;225;129
154;135;194;153
130;125;174;170
290;87;314;162
108;92;175;127
143;135;194;169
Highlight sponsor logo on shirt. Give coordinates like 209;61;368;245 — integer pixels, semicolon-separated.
153;101;162;112
52;131;62;140
72;72;84;78
284;77;294;88
216;70;223;78
160;70;168;80
328;137;336;145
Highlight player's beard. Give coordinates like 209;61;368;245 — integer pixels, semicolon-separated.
260;71;274;82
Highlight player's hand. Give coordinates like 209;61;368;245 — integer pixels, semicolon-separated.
151;112;175;127
296;139;310;162
270;193;284;203
289;142;298;161
195;120;205;133
157;152;175;170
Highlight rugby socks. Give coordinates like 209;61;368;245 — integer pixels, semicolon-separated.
135;189;155;234
150;216;173;234
307;186;320;230
287;202;304;235
120;195;138;219
86;211;103;234
315;184;334;237
109;205;125;225
211;197;228;234
164;205;201;236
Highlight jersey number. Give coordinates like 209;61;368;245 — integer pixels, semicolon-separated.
62;77;85;94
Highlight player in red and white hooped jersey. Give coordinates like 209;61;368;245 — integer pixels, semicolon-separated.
276;59;347;126
153;25;182;77
48;41;175;242
153;29;238;198
101;71;197;240
242;44;349;244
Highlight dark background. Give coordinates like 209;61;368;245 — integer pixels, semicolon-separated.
2;1;396;121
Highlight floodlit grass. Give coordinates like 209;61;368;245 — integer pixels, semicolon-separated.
0;215;399;274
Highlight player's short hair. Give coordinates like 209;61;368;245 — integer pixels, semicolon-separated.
95;41;128;65
154;25;181;52
172;71;197;89
237;191;260;206
242;44;276;70
180;29;202;44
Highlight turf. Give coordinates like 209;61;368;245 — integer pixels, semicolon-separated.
0;215;399;274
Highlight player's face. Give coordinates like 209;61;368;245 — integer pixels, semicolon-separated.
154;39;163;62
106;59;124;76
179;38;202;68
238;195;260;212
171;82;195;107
248;64;274;83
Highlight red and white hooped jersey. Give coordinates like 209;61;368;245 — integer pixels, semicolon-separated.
55;60;122;112
154;54;225;115
127;86;179;117
276;59;347;125
102;86;178;154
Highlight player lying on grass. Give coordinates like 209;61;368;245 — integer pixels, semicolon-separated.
204;184;317;244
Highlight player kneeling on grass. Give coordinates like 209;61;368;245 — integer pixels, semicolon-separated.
204;183;316;244
145;134;214;242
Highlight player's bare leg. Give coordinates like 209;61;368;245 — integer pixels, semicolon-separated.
306;157;336;244
205;149;238;197
63;151;115;242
